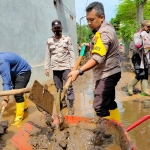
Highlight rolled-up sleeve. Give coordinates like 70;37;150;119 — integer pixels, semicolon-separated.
44;42;51;70
68;38;75;67
0;62;12;90
91;31;111;64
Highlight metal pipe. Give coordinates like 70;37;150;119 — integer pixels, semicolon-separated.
79;16;86;44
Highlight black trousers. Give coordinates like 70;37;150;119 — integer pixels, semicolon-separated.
53;69;74;100
12;70;31;103
132;53;148;80
93;72;121;117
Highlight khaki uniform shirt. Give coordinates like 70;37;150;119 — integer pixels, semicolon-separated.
44;35;75;70
91;21;121;81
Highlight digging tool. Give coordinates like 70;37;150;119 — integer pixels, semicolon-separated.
0;87;31;96
56;45;86;130
55;90;67;131
0;81;54;115
28;80;54;115
0;82;46;97
60;45;86;102
0;106;5;121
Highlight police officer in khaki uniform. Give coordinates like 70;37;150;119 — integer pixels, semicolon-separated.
44;20;75;115
68;2;121;122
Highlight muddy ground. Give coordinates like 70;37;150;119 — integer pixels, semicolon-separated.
0;53;150;149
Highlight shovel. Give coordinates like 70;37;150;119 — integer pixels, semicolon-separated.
56;45;86;130
0;88;31;96
0;106;5;121
0;82;54;116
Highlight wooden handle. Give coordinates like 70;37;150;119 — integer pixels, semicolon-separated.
55;90;61;114
73;56;82;70
0;106;5;121
0;106;5;115
64;56;83;88
0;87;31;96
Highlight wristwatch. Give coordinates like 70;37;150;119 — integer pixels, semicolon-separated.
78;68;84;75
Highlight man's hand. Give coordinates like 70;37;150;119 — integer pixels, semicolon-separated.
68;70;79;81
82;43;91;51
45;69;50;77
1;100;8;107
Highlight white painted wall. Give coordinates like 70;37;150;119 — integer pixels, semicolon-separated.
0;0;77;93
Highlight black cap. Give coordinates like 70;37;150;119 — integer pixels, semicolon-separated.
52;20;62;28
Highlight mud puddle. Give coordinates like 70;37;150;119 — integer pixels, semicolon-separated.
118;100;150;150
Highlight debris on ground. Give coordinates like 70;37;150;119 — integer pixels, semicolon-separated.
0;120;9;149
27;115;133;150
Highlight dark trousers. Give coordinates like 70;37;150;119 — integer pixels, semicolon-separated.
132;53;148;80
93;72;121;117
12;70;31;103
53;69;74;100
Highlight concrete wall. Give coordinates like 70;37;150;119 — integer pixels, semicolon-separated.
0;0;77;91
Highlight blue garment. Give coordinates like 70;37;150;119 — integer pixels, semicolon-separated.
0;52;31;90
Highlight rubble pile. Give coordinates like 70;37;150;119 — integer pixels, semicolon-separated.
0;120;9;149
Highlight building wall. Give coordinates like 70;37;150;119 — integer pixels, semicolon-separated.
0;0;77;91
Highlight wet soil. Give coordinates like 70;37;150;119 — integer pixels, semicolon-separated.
0;120;9;149
0;121;8;135
28;116;132;150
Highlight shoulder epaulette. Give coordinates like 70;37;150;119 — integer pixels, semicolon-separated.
47;37;54;43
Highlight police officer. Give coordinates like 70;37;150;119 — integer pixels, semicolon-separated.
44;20;75;115
0;52;31;125
68;2;121;122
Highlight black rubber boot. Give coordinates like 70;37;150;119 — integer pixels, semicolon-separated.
68;100;74;115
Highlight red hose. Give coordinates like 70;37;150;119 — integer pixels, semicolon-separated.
126;115;150;132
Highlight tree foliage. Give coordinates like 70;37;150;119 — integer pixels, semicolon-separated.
110;0;150;42
76;23;93;44
135;0;147;5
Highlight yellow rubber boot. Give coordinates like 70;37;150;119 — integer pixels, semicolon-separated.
103;116;111;119
23;94;28;111
11;102;25;126
109;108;121;122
